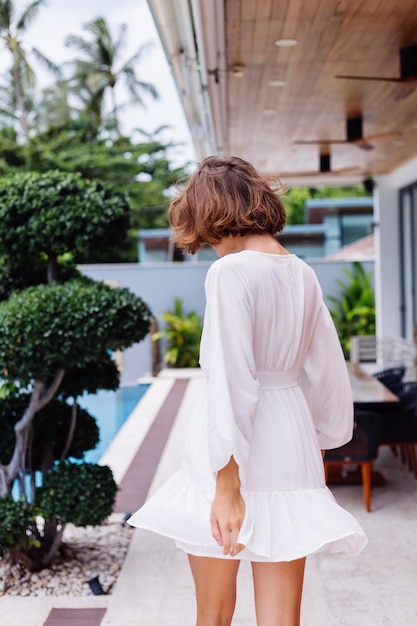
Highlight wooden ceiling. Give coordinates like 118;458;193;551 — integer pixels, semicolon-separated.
223;0;417;183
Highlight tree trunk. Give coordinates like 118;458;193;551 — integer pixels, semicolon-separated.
41;523;66;568
40;442;54;476
12;62;29;137
150;318;162;376
60;402;78;461
0;370;65;497
0;382;42;496
110;85;120;135
47;255;59;283
13;522;66;572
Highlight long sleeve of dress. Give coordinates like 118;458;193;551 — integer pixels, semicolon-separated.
200;260;259;483
299;300;354;450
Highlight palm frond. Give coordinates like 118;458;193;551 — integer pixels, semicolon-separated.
16;0;46;32
0;0;13;30
31;47;62;78
123;67;159;100
65;34;95;56
118;41;155;73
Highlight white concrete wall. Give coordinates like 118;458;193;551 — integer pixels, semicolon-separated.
375;154;417;337
80;262;210;384
80;259;374;383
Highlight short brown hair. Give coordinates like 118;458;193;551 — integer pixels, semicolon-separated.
168;156;286;254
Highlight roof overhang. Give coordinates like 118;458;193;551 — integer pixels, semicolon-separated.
147;0;226;161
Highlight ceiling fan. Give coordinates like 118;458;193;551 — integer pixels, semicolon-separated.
280;152;361;178
293;116;401;151
334;45;417;100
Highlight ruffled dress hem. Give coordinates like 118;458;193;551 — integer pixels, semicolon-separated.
127;471;368;562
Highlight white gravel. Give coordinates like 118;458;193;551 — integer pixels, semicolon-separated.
0;514;133;596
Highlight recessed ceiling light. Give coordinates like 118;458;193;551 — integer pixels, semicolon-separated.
268;80;286;87
274;38;298;47
232;63;245;77
262;109;277;115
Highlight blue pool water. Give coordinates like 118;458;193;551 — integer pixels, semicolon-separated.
78;384;150;464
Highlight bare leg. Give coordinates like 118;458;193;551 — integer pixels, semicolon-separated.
188;555;240;626
251;558;306;626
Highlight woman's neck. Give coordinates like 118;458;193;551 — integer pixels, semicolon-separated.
236;233;290;255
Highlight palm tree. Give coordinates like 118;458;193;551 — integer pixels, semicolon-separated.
65;16;159;133
0;0;60;136
35;80;77;131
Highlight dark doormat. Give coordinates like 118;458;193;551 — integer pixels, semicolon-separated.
114;378;189;514
43;608;106;626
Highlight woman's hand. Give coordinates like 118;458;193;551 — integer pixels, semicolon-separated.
210;456;246;557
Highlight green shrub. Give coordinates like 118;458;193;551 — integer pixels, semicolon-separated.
0;278;152;386
0;462;117;569
0;397;99;467
37;461;117;527
0;170;130;260
0;497;38;558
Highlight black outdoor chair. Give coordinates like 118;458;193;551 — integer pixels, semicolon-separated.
378;381;417;477
324;410;381;512
373;366;406;394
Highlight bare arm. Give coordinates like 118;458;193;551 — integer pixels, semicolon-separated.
210;456;245;557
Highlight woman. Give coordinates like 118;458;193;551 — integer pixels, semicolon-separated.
128;156;367;626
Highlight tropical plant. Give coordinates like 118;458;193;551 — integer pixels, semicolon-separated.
64;16;159;132
327;261;376;358
152;298;203;368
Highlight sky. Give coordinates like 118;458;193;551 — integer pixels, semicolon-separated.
11;0;196;167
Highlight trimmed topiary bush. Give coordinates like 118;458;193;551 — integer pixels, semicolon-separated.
38;462;117;527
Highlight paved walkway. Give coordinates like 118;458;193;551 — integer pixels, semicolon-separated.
2;370;417;625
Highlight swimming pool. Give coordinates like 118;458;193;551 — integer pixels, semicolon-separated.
78;384;150;464
10;385;150;501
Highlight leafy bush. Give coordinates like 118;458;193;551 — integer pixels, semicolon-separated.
0;170;130;259
0;497;38;558
328;262;376;358
0;463;117;569
0;277;152;386
153;298;203;368
37;461;117;527
0;397;99;466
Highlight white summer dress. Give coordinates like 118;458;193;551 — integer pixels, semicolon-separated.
128;251;367;561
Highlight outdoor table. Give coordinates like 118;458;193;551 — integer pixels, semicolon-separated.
347;361;400;407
